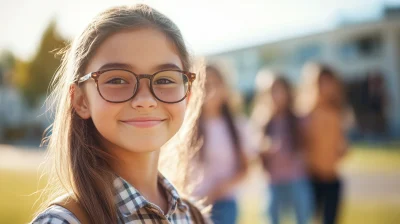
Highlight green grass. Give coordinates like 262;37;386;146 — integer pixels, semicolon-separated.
237;200;400;224
1;146;400;224
341;146;400;173
339;201;400;224
0;170;46;224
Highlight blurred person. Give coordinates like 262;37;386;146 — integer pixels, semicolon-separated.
298;62;348;224
193;65;252;224
251;70;313;224
30;4;209;224
365;71;388;138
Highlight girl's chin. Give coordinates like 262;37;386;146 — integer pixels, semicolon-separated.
121;141;165;153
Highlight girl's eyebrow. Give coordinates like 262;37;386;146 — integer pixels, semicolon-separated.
98;62;133;71
154;63;182;71
97;63;182;72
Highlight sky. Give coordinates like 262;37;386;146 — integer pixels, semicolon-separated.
0;0;399;60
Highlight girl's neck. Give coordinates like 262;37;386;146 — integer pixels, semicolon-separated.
112;150;159;189
272;107;289;118
316;98;338;111
109;147;168;212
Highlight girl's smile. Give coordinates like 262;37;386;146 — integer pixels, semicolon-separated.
120;116;167;128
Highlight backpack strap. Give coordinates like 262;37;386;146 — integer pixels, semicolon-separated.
181;198;211;224
49;194;91;224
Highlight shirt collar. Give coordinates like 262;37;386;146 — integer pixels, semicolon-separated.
113;172;188;217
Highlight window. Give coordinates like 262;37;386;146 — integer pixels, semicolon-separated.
339;34;382;60
293;44;322;65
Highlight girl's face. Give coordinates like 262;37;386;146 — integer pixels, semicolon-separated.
203;70;227;112
271;81;290;112
319;74;340;102
74;28;187;154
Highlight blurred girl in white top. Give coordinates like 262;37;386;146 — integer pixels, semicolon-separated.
193;65;252;224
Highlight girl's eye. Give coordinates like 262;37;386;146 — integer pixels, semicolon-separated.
106;78;128;84
154;78;175;85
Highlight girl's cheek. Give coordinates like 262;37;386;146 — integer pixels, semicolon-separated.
179;102;188;116
165;102;185;119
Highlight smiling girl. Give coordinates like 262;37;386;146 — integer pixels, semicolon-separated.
31;4;207;224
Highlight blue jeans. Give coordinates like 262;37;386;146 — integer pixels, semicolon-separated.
268;178;313;224
211;198;238;224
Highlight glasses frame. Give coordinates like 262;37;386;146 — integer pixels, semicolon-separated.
77;69;196;104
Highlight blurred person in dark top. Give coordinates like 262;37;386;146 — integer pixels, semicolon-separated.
251;70;313;224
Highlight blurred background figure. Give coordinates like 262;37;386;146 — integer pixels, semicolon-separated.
193;65;252;224
251;70;313;224
364;71;388;139
299;63;348;224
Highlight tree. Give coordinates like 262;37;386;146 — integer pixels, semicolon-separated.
13;58;29;90
23;19;67;107
0;50;16;86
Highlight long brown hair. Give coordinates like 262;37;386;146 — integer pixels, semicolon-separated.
251;70;301;151
195;65;247;175
297;62;345;115
36;4;205;223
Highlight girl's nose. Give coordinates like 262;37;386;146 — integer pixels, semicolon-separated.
130;79;157;109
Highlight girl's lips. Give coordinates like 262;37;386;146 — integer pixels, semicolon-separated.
121;118;165;128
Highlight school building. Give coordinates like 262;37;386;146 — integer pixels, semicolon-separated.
208;7;400;139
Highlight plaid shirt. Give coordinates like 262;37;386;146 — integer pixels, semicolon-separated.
31;173;198;224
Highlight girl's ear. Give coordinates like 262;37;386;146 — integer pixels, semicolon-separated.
70;84;91;119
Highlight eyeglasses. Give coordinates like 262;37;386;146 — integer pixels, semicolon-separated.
77;69;196;103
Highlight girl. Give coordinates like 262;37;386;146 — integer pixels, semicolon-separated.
192;65;251;224
31;4;208;224
299;63;348;224
251;71;313;224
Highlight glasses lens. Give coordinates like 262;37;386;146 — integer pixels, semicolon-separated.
98;70;137;102
152;71;189;102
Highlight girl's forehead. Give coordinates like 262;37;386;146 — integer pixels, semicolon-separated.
85;28;183;74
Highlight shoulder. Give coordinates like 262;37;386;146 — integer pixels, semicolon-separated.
234;115;249;127
31;205;80;224
181;198;212;224
233;116;252;136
